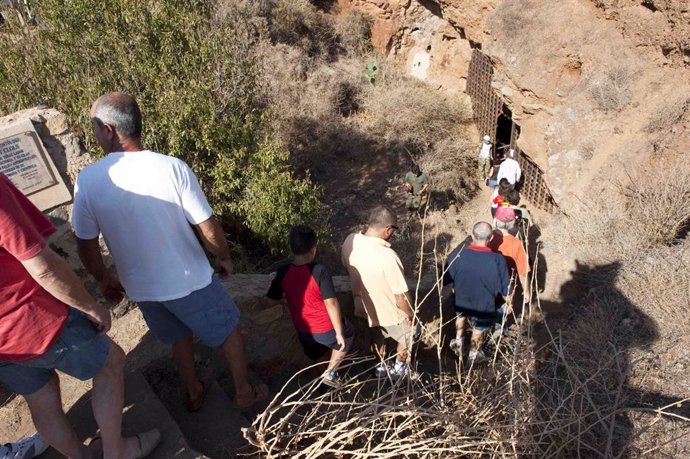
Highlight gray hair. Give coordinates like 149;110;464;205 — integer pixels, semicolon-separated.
495;219;515;231
92;92;142;139
368;205;397;230
472;221;493;242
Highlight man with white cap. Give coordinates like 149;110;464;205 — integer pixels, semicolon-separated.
496;148;522;189
478;135;492;181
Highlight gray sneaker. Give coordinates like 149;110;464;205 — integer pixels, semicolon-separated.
468;350;487;365
320;370;343;389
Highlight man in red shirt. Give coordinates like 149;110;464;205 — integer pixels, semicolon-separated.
0;174;158;459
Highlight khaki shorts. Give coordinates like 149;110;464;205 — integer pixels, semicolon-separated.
378;321;421;345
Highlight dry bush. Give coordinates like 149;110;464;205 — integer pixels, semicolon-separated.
239;226;690;457
618;241;690;342
645;95;690;132
242;270;689;457
591;66;635;112
619;157;690;248
416;136;479;205
269;0;338;60
361;76;473;148
261;48;370;170
336;9;373;56
553;156;690;264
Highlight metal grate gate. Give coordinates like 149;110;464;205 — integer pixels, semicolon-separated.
467;50;558;212
467;50;502;142
514;149;556;212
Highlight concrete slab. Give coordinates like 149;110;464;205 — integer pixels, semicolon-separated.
157;381;251;459
38;371;205;459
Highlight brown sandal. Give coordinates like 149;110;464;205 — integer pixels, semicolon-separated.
185;380;209;412
235;383;269;410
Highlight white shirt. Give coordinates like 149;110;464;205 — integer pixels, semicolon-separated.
479;142;492;160
72;151;214;302
496;158;522;185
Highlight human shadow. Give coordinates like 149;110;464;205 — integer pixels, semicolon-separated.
531;261;687;457
526;223;547;293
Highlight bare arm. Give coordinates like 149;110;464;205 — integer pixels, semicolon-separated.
324;297;346;350
77;237;124;303
394;292;415;323
22;246;111;333
194;217;233;277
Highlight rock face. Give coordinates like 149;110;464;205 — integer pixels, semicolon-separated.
337;0;690;208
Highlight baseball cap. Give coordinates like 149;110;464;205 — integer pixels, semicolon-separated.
483;135;491;142
495;206;516;223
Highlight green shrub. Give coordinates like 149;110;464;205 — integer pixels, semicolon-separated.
0;0;322;256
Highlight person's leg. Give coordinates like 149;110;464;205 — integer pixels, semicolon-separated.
138;300;198;404
450;315;466;356
219;328;253;399
172;335;204;402
24;375;90;459
327;349;348;371
470;330;486;355
371;328;386;359
168;278;267;407
91;341;142;459
395;340;409;363
455;316;466;338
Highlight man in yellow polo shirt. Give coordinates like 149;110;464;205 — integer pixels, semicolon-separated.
341;205;418;379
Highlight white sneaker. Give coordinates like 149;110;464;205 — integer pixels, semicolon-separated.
390;362;422;381
374;362;391;378
449;337;464;356
7;433;48;459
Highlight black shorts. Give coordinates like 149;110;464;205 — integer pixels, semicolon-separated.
298;319;354;360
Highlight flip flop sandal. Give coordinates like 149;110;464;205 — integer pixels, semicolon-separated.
186;379;209;412
135;428;161;459
87;436;103;458
235;383;270;410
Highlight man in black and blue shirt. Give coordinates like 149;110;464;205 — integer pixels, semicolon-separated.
443;222;510;363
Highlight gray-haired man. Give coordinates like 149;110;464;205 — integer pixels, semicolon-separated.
73;93;268;412
443;222;510;363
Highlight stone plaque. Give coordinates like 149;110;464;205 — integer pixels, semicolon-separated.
0;119;71;210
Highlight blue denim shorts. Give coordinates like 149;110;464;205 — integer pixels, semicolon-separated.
0;309;111;395
298;319;354;359
455;310;496;333
138;276;240;348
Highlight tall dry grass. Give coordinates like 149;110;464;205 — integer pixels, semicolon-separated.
243;223;690;457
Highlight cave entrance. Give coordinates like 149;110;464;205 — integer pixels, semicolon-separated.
495;105;513;159
466;49;557;212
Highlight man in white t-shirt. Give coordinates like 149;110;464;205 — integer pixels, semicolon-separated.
496;148;522;188
341;206;418;379
478;135;492;180
73;92;268;412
